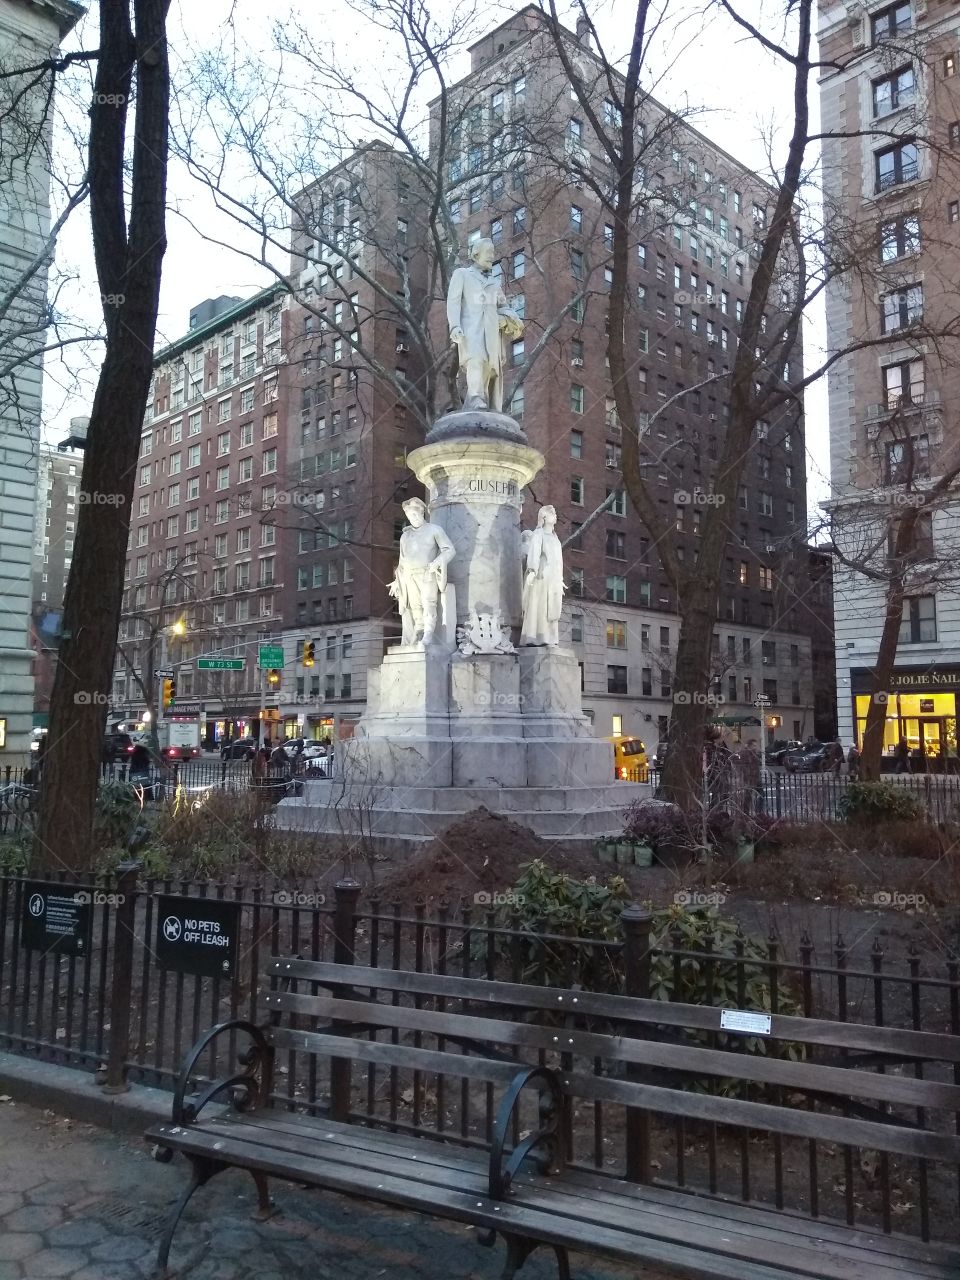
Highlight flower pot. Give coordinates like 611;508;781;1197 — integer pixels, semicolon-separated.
615;839;635;865
632;840;653;868
596;839;617;863
735;838;755;865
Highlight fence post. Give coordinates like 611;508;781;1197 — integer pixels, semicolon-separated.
329;878;361;1122
621;904;653;1183
102;861;141;1094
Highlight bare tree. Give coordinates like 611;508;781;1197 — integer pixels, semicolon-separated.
36;0;172;870
542;0;960;810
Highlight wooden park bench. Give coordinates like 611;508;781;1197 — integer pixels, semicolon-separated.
148;958;960;1279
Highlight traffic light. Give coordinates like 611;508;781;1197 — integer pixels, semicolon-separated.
267;668;281;687
303;640;316;667
161;678;176;709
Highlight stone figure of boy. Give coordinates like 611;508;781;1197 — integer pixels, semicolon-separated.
446;237;524;412
388;497;456;648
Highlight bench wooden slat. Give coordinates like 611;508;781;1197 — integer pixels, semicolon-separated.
266;1024;959;1162
269;1025;520;1085
269;959;960;1063
265;988;960;1112
147;1117;956;1279
221;1110;960;1273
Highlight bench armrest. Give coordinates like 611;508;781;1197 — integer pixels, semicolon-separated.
489;1065;565;1201
172;1019;273;1126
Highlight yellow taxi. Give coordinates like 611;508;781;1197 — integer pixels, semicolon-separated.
609;736;649;781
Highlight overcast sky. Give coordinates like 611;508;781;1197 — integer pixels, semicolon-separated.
43;0;829;508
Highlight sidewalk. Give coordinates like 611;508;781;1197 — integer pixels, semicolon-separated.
0;1100;645;1280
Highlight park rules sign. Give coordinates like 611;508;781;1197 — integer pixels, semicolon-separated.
21;882;92;956
155;895;240;978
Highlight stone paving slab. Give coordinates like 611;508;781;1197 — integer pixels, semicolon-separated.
0;1101;664;1280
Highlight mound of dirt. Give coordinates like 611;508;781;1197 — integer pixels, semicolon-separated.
373;806;555;907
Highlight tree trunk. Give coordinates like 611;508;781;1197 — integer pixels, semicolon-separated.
658;583;716;806
35;0;170;870
858;579;906;783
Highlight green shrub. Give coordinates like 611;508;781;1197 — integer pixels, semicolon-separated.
838;781;922;824
483;861;804;1042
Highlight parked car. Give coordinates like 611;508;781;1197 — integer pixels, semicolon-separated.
784;742;830;773
608;736;648;781
221;736;257;760
102;731;136;763
767;740;802;766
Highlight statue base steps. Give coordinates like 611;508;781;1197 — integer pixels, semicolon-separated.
276;640;641;851
273;779;650;848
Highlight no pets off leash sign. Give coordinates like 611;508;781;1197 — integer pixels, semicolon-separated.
155;894;240;978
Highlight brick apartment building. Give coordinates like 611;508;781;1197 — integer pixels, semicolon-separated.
423;6;819;748
114;5;829;750
821;0;960;759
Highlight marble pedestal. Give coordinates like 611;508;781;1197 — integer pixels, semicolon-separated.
274;646;645;847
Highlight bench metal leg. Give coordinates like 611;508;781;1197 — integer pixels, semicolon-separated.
499;1233;570;1280
249;1169;276;1221
157;1154;225;1274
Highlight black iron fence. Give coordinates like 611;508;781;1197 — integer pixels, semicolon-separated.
2;872;958;1086
2;871;959;1242
633;767;960;824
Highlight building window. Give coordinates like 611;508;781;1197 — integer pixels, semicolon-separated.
570;475;584;504
879;213;920;262
262;448;277;474
570;248;584;280
606;619;627;649
871;2;911;43
872;66;915;116
883;358;924;407
875;139;919;191
607;487;626;517
607;665;628;695
605;574;626;603
570;383;584;414
605;529;625;559
570;430;583;459
885;434;929;483
900;594;937;643
945;53;957;79
512;250;525;279
571;612;583;642
949;200;960;223
511;338;524;367
881;283;923;333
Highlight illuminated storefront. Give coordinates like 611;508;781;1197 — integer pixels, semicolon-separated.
850;667;960;761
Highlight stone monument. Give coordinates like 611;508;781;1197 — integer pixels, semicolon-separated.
276;246;645;847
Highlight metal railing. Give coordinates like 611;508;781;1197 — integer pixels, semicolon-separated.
0;873;957;1241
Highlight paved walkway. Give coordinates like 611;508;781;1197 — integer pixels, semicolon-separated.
0;1101;644;1280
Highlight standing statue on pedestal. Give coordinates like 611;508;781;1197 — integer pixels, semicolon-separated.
447;237;524;412
520;505;564;647
388;497;455;649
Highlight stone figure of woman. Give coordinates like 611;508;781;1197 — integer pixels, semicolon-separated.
520;505;564;646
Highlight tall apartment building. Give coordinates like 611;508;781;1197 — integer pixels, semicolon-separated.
821;0;960;759
0;0;82;764
427;6;816;747
114;287;300;744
